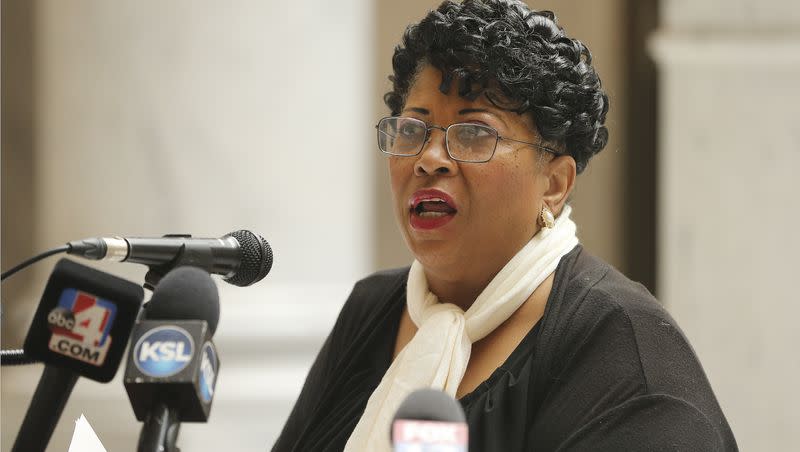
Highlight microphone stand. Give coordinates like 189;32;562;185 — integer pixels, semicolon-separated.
12;366;79;452
137;400;181;452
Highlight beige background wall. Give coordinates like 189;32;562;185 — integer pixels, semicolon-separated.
651;0;800;449
2;0;375;450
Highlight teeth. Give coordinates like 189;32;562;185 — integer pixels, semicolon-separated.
413;198;448;210
418;211;449;218
414;197;446;207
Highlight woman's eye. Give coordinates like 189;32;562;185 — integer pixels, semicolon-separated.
399;123;423;137
457;125;491;142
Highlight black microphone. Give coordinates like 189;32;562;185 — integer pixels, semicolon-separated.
66;229;273;287
124;266;221;452
13;258;144;452
391;389;468;451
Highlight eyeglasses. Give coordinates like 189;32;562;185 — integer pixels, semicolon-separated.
375;116;561;163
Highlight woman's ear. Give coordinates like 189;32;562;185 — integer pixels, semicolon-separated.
542;155;576;216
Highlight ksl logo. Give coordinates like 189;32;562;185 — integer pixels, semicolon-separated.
199;342;218;403
47;288;117;366
133;326;195;378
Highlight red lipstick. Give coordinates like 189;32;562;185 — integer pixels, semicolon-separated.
408;189;458;230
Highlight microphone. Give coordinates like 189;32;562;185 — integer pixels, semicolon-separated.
66;229;273;288
124;266;221;452
13;258;144;452
391;389;468;452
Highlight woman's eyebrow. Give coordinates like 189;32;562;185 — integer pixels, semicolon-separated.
458;108;489;115
403;107;430;115
459;108;508;126
401;107;508;126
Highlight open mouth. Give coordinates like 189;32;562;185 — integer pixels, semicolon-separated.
412;198;457;217
409;190;458;230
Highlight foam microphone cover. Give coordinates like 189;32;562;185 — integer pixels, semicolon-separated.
23;258;144;382
144;266;220;336
391;388;468;450
125;266;221;422
393;389;467;424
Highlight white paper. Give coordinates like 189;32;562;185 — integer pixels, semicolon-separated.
68;414;107;452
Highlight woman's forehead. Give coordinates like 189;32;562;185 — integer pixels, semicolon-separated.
405;66;499;112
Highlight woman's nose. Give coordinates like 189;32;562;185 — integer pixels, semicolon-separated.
413;130;459;177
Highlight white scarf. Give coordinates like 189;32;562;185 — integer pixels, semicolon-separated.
345;205;579;452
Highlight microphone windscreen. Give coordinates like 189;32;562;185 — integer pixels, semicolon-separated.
393;388;466;423
224;229;273;287
145;266;220;336
391;389;468;448
23;258;144;382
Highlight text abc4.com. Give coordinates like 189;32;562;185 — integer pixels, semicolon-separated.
47;288;117;366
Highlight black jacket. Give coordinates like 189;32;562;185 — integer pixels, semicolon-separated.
273;245;738;451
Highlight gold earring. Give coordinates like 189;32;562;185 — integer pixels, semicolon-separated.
539;204;555;229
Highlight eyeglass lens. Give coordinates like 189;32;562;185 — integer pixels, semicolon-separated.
377;117;498;162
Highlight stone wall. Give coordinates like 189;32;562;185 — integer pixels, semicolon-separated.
651;1;800;449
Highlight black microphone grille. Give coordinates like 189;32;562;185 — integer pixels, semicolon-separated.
225;230;273;287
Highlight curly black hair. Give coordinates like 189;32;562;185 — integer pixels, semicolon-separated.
385;0;609;174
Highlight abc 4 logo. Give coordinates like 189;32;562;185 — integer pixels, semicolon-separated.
47;289;117;366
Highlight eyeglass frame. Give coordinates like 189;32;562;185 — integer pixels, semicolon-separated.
375;116;563;163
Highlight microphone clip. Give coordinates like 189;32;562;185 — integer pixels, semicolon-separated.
143;234;213;291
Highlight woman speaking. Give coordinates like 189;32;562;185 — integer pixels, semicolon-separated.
274;0;737;450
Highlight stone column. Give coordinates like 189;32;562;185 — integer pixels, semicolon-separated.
651;2;800;449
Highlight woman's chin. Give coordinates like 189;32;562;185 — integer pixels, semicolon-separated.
406;240;465;271
399;214;471;270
